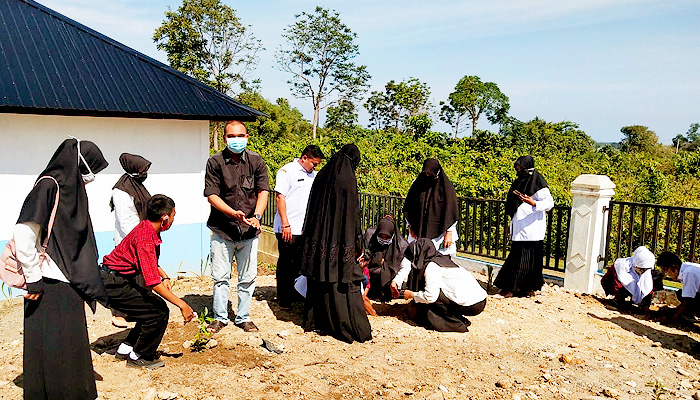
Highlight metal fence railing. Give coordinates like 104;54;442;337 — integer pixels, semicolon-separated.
264;192;571;273
604;201;700;265
455;198;571;272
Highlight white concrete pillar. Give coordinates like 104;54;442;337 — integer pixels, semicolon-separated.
564;174;616;293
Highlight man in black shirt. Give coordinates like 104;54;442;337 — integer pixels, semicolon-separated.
204;120;269;333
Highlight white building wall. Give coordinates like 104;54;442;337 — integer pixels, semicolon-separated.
0;114;211;272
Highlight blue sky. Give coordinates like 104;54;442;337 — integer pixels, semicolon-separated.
40;0;700;143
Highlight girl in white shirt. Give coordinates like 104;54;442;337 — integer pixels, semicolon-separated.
109;153;151;327
494;155;554;297
601;246;661;310
391;239;487;332
110;153;152;245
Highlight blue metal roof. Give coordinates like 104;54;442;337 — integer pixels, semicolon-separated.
0;0;264;120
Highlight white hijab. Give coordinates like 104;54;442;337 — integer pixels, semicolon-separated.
613;246;656;304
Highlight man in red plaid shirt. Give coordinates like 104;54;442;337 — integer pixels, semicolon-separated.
101;194;194;369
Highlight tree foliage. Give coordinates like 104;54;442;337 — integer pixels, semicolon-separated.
241;91;700;209
325;99;358;132
364;78;432;132
619;125;659;153
275;6;370;139
153;0;262;94
439;75;509;136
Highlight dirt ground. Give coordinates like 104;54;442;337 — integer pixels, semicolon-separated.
0;265;698;400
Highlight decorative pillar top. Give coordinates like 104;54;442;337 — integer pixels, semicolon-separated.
570;174;616;198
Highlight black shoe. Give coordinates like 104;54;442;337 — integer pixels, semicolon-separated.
126;358;165;369
115;352;129;361
206;320;227;334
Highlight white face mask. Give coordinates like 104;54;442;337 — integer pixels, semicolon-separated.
377;235;393;246
75;139;95;184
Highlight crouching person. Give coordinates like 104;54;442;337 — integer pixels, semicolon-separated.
390;239;487;332
600;246;663;311
656;251;700;324
101;194;194;369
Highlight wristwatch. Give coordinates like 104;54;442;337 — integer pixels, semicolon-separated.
254;214;262;220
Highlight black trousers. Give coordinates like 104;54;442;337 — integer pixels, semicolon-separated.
276;234;303;305
24;279;97;400
100;269;169;360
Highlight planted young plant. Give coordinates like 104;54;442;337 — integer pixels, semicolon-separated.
190;307;215;352
646;379;668;400
1;282;12;301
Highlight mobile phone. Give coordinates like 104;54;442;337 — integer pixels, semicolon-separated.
513;190;523;197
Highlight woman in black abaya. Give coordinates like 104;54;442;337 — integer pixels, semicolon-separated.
403;158;459;256
14;138;108;400
300;144;372;343
362;215;408;302
494;155;554;297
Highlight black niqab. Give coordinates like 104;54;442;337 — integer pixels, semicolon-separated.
404;238;459;292
504;155;549;217
403;158;459;239
301;144;364;283
364;216;408;299
17;139;109;307
110;153;152;220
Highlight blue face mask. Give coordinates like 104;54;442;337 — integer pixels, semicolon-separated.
226;137;248;153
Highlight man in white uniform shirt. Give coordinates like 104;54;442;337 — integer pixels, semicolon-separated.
274;145;324;308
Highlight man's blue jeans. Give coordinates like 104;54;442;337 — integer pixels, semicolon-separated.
210;233;258;324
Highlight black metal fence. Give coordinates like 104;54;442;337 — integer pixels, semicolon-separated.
604;201;700;264
456;198;571;272
264;192;572;272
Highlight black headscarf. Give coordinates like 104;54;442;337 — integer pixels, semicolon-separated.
403;158;459;239
364;216;408;300
403;238;459;292
110;153;152;220
17;139;109;308
301;144;364;283
504;155;549;218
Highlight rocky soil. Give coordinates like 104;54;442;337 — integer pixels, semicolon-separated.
0;266;698;400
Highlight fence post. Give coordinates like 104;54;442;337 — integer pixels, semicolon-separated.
564;174;616;293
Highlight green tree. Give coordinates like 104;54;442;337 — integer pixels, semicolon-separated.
276;6;370;139
440;75;509;136
687;123;700;142
438;101;469;138
503;118;595;156
364;78;431;132
407;114;433;138
153;0;262;94
673;134;689;153
325;99;358;132
619;125;659;153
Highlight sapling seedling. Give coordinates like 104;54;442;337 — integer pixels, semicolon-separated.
645;379;668;400
191;307;215;352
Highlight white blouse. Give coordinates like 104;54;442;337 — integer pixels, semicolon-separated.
510;187;554;242
393;258;487;307
13;222;67;284
112;188;140;245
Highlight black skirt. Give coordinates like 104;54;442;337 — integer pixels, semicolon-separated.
494;240;545;295
303;279;372;343
24;279;97;400
415;291;486;332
